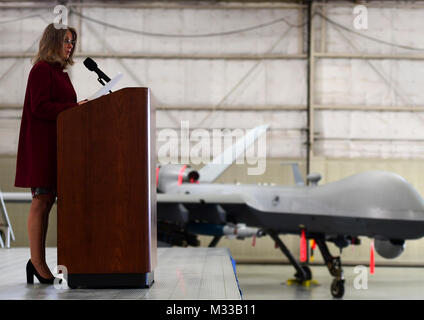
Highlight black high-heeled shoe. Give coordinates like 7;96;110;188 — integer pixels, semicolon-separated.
26;259;55;284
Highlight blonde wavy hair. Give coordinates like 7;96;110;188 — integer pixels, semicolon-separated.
32;23;77;68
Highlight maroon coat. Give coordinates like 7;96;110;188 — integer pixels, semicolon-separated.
15;61;78;188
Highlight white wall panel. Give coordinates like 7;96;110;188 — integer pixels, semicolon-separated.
0;58;32;106
1;4;305;158
313;3;424;159
315;59;424;107
156;110;305;129
0;9;48;53
0;119;20;155
4;2;424;161
322;6;424;54
316;111;424;140
155;110;306;158
315;139;424;159
70;58;306;108
80;7;301;55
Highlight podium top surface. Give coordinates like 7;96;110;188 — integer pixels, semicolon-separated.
59;86;151;118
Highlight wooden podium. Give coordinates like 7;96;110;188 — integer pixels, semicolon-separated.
57;87;156;288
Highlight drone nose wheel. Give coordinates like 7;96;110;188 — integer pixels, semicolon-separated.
331;279;345;298
312;233;345;298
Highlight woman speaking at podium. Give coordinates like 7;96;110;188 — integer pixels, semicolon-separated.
14;23;87;284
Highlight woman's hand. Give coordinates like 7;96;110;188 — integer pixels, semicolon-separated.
78;99;88;105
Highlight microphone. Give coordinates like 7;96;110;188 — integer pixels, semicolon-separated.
83;57;111;84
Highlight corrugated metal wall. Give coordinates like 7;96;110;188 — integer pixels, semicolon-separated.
2;1;424;265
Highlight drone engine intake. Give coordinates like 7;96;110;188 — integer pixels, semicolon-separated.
156;165;200;193
374;238;405;259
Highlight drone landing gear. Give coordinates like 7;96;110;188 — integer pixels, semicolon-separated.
313;234;345;298
208;235;222;247
287;265;319;288
267;230;314;286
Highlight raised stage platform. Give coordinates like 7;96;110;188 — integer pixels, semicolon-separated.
0;247;242;300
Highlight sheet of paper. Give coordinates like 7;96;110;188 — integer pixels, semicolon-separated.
88;72;123;100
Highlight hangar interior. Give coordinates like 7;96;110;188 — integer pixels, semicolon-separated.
2;0;424;299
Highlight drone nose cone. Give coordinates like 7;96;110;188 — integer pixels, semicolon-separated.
321;171;424;215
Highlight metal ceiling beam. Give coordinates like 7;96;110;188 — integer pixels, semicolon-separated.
314;1;424;9
8;51;424;61
315;53;424;61
306;0;313;176
314;104;424;112
0;104;308;112
0;52;307;60
4;103;424;113
0;1;305;10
